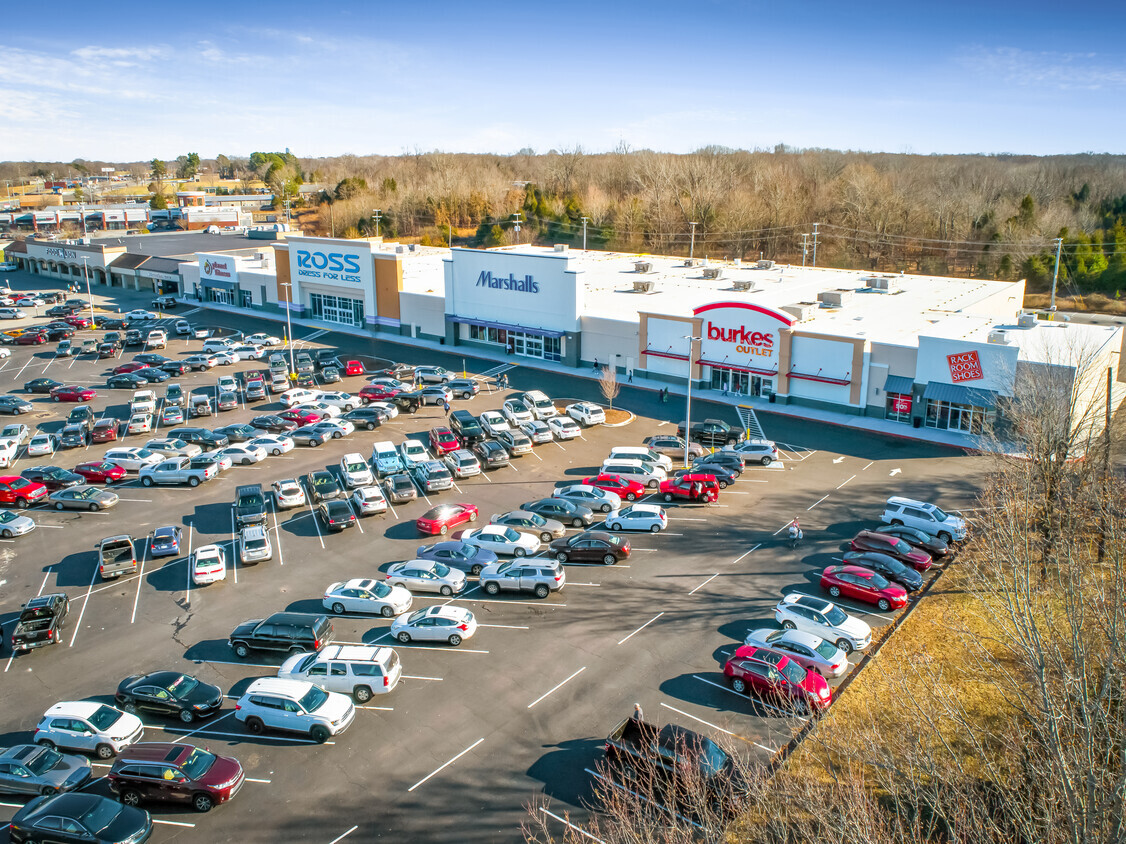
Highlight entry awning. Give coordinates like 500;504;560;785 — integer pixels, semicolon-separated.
883;374;915;395
642;348;689;361
448;315;566;339
922;381;998;408
696;358;777;377
788;369;850;385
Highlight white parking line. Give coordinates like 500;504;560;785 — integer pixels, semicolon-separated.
327;826;359;844
402;674;443;681
245;777;272;783
478;623;530;629
271;500;285;566
305;499;325;549
692;674;808;722
527;666;586;708
68;564;99;647
730;543;760;563
539;808;605;843
407;737;485;792
862;461;873;470
657;702;774;753
688;573;720;595
583;768;704;830
617;612;664;645
153;819;196;828
129;542;149;624
837;475;856;489
807;494;829;510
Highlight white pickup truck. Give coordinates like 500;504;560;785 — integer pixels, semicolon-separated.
139;456;216;487
130;390;157;415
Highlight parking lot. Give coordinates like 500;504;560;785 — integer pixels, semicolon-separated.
0;280;988;843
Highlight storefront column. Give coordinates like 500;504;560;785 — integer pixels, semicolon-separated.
563;332;580;368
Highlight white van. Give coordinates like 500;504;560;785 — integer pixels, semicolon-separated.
520;390;557;420
608;446;673;473
278;645;402;701
880;496;967;542
600;458;667;489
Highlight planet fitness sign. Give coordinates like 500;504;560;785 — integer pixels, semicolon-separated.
947;351;984;383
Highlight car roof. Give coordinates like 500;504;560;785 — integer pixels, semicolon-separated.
245;677;314;697
318;644;394;663
45;700;103;717
116;742;190;763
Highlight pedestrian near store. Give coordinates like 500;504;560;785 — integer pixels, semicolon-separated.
627;370;633;383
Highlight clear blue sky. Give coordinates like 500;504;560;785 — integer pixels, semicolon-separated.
3;0;1124;161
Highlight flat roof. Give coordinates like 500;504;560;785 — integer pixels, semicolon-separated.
93;231;262;259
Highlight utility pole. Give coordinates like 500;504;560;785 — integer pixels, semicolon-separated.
688;222;699;260
811;222;820;267
800;233;809;267
581;216;589;251
1049;237;1063;311
512;212;522;243
372;209;382;238
682;335;701;469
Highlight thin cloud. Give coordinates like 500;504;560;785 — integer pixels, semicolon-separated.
958;46;1126;90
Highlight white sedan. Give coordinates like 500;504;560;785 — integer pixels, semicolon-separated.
1;424;30;445
126;309;156;320
245;333;282;346
0;347;10;358
314;391;359;410
191;544;227;585
547;416;582;440
211;350;240;365
390;605;477;646
249;435;294;455
281;388;319;408
451;525;542;557
127;413;153;434
103;447;163;472
554;483;621;513
352;485;388;515
272;478;306;509
26;433;59;456
502;399;533;426
385;560;467;596
566;402;606;426
367;401;399;420
323;578;410;617
606;503;668;533
774;594;872;654
217;444;267;465
295;401;343;419
519;420;553;444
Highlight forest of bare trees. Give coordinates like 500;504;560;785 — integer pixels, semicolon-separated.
6;148;1126;297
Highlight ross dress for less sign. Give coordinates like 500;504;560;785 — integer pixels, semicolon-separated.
947;351;984;382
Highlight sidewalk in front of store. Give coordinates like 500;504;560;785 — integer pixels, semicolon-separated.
180;296;992;453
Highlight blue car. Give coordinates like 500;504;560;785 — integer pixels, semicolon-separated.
150;525;183;558
414;540;498;576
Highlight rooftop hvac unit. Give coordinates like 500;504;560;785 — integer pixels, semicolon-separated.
408;244;417;252
701;267;722;280
683;258;701;267
756;259;775;270
554;243;568;252
818;289;854;307
633;261;653;273
1017;313;1038;328
732;280;755;292
632;280;656;293
781;302;818;322
865;277;898;293
988;330;1010;345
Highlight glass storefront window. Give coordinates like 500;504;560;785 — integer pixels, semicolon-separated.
310;293;363;327
464;325;560;361
707;367;770;397
886;393;912;423
924;399;990;434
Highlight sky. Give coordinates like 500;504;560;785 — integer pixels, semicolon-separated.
2;0;1125;161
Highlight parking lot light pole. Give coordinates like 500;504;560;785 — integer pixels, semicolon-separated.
81;256;96;328
683;335;701;468
280;282;296;378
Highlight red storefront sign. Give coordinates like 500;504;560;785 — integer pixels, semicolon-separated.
891;395;912;414
947;350;983;383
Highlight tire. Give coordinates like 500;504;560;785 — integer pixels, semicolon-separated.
625;492;637;501
514;547;526;557
332;432;341;439
727;438;737;446
731;677;747;694
720;480;730;490
193;793;213;812
572;518;583;528
272;448;281;456
610;523;621;531
36;739;55;750
938;531;952;543
1;529;11;538
447;633;463;646
55;502;64;511
782;620;796;630
179;709;194;724
121;789;142;806
440;585;453;597
16;497;28;508
95;743;115;760
242;458;251;465
829;586;841;598
540;531;552;542
647;480;658;489
603;554;616;565
122;701;137;714
379;604;394;618
877;598;891;611
397;632;411;643
440;525;448;535
891;519;904;527
460;392;470;400
837;639;854;654
354;686;373;703
484;582;499;595
40;785;58;796
53;395;60;402
309;439;319;447
142;477;154;487
331;602;345;615
664;493;673;502
245;717;264;734
534;584;550;598
187;476;200;487
310;725;330;744
649;523;661;533
89;502;98;512
289;646;305;655
468;511;477;522
601;503;611;513
761;456;772;466
233;642;250;658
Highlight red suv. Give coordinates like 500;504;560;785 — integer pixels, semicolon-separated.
429;426;459;454
582;473;644;502
659;473;720;503
0;476;48;508
724;645;831;713
359;384;399;403
108;742;244;813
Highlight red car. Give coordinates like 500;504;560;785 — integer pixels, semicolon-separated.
359;384;399;403
73;461;127;484
108;742;244;812
277;409;321;426
724;645;832;713
429;426;459;454
113;361;148;375
849;530;933;572
345;360;364;376
582;473;645;502
658;473;720;503
50;384;97;402
0;476;49;508
820;564;908;611
91;419;119;442
15;332;47;345
416;503;479;536
64;314;93;328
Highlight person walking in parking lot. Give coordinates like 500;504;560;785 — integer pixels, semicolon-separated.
631;702;644;722
443;399;451;416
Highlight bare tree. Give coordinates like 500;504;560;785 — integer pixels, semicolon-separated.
599;366;620;411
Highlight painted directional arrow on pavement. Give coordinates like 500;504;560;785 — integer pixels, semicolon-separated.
833;456;845;464
889;468;902;476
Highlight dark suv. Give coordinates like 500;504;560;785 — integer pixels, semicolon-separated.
67;405;95;433
108;742;244;813
228;612;334;658
677;418;745;447
169;427;229;449
449;410;484;445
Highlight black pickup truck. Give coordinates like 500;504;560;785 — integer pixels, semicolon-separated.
676;418;745;448
10;593;70;652
604;716;747;815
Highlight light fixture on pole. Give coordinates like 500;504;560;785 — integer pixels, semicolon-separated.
280;281;296;378
372;209;382;238
81;257;96;328
682;335;701;468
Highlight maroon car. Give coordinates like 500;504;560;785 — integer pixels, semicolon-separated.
91;419;119;442
50;384;97;402
108;742;244;813
15;332;47;345
113;360;148;375
849;530;933;571
64;314;93;328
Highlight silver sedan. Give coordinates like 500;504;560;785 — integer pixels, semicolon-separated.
49;486;119;511
385;560;466;596
743;627;850;678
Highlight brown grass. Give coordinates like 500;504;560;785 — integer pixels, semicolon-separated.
1025;291;1126;315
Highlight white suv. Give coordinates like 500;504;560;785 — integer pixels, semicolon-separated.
339;452;374;488
566;402;605;426
234;678;355;743
239;525;273;564
35;701;144;759
202;338;234;354
881;496;966;542
520;390;557;420
279;645;403;701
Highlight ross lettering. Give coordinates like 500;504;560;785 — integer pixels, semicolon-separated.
475;271;540;294
295;250;364;283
